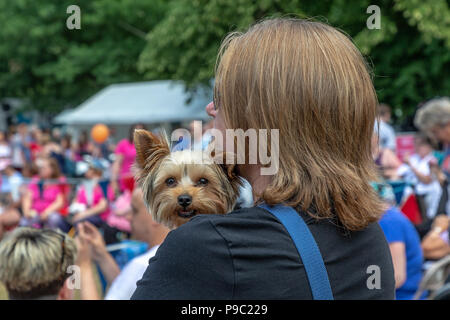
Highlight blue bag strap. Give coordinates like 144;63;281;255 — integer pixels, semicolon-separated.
259;203;334;300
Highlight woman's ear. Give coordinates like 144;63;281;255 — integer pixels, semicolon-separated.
133;129;170;170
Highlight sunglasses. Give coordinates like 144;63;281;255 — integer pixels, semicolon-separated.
41;229;66;273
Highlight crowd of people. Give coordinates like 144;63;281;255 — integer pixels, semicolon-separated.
0;122;150;242
0;119;211;299
0;100;449;300
0;99;449;300
0;18;448;301
373;98;450;299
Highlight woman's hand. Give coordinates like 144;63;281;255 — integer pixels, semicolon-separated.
40;194;65;221
40;210;52;222
75;232;93;266
24;209;37;219
77;222;108;263
75;232;103;300
421;215;450;260
432;214;449;232
77;221;120;285
72;211;88;224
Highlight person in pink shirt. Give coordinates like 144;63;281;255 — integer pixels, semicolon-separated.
64;161;109;231
20;157;65;229
110;124;146;194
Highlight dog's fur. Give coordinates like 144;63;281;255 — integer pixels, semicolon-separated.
133;129;242;229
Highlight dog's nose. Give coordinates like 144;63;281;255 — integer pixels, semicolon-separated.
178;194;192;207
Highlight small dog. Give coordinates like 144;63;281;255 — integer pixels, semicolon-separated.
133;129;243;229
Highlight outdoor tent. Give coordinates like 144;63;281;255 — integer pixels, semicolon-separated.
54;80;212;125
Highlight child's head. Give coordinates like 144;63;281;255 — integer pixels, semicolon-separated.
37;157;61;180
84;159;104;180
61;135;72;150
4;164;15;176
414;133;434;157
85;166;102;180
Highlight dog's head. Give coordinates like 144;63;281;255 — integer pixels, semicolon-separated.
134;129;242;229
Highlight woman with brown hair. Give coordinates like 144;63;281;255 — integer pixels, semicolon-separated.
132;18;395;299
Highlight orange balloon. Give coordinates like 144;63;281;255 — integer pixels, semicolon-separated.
91;124;109;144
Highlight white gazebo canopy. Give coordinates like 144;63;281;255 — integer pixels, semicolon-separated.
54;80;212;125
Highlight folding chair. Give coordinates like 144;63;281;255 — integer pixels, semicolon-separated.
413;255;450;300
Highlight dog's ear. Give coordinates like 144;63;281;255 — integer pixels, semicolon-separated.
134;129;170;170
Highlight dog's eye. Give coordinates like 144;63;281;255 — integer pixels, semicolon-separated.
165;177;176;187
197;178;208;186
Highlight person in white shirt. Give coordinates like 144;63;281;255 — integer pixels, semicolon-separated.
377;103;397;151
397;133;442;219
76;188;169;300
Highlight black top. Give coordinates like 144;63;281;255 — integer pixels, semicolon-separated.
131;207;395;300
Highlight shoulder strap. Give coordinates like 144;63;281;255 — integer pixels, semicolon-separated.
259;203;334;300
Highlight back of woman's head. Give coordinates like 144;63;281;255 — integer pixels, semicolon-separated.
215;18;382;231
0;227;76;299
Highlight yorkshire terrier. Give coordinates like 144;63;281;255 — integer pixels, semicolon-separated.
133;129;244;229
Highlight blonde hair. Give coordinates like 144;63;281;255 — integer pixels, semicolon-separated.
215;18;383;231
0;227;76;299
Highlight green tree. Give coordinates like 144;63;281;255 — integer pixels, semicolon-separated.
138;0;450;120
0;0;167;114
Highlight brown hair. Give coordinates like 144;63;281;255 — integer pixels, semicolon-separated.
214;18;383;231
41;157;62;180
